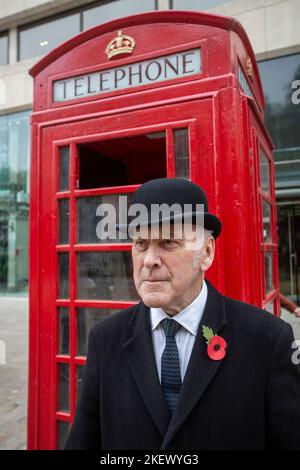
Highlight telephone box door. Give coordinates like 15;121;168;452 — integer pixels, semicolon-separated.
29;98;220;449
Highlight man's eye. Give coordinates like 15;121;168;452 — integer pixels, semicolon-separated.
135;240;148;250
162;239;177;247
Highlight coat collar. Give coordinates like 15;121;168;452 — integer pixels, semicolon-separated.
122;279;227;447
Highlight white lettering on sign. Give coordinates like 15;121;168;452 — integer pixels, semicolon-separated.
53;48;201;102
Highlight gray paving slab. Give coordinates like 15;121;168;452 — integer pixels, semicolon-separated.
0;297;28;450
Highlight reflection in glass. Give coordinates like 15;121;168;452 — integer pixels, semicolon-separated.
0;33;8;65
59;147;69;192
58;199;69;244
58;253;69;299
83;0;155;29
260;149;270;194
273;159;300;190
76;365;85;403
77;251;139;301
258;54;300;189
262;199;272;243
58;308;69;355
57;420;69;450
58;363;69;412
19;14;80;60
77;193;133;244
0;110;30;293
277;206;300;299
77;308;119;356
265;251;273;294
174;128;190;179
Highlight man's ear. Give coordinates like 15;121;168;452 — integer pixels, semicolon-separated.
199;237;215;272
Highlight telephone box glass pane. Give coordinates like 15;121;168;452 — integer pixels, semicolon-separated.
77;251;139;300
57;420;69;450
59;147;70;192
262;199;272;243
174;128;190;178
260;148;270;194
58;308;69;355
76;365;85;403
77;194;133;244
58;253;69;299
77;308;119;356
58;199;70;244
58;363;69;412
265;302;274;314
265;251;274;294
78;132;166;189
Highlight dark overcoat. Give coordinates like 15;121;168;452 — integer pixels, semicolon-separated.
65;280;300;450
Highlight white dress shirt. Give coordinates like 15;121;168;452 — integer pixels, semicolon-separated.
150;279;208;382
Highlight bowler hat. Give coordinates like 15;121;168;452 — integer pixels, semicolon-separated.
117;178;222;239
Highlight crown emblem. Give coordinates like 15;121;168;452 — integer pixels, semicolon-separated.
106;30;136;60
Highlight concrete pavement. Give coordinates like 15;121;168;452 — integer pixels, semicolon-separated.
0;296;28;450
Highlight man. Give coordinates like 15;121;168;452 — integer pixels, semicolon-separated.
280;293;300;318
65;178;300;450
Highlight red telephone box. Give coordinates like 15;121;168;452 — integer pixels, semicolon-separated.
28;10;280;449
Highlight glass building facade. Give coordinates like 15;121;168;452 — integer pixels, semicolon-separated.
172;0;232;8
18;0;156;61
0;32;8;66
258;54;300;191
19;13;81;61
83;0;155;29
259;54;300;302
0;110;30;294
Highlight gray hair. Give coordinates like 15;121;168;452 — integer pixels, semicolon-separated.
204;229;213;239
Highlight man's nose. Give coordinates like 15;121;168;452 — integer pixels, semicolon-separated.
143;245;162;269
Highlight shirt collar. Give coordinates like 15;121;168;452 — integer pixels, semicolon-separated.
150;279;208;336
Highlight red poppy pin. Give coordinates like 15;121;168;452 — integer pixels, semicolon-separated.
202;325;227;361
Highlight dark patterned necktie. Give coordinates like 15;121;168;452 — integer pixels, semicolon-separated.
160;318;182;416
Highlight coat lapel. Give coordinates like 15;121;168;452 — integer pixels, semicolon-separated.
160;280;227;449
122;280;228;447
122;302;171;439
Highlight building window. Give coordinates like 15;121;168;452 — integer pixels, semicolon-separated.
0;110;30;293
257;144;277;305
17;1;157;61
172;0;233;9
0;32;8;66
258;54;300;191
18;13;81;61
83;0;156;30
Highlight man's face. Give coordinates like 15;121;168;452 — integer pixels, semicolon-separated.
131;224;215;315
